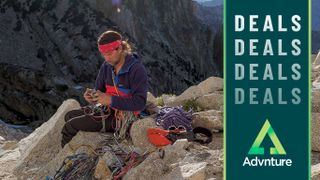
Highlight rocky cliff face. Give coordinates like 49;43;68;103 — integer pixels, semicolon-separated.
312;31;320;54
312;0;320;53
312;0;320;31
0;0;221;126
193;2;223;34
192;2;223;75
93;0;220;93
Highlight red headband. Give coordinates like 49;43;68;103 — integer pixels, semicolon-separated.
98;40;121;53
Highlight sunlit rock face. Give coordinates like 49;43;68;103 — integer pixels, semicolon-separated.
0;0;222;126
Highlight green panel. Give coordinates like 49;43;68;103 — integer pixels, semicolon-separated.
224;0;310;179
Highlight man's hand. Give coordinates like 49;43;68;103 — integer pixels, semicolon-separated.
92;90;112;106
83;88;96;104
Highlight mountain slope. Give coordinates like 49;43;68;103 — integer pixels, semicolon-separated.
0;0;221;126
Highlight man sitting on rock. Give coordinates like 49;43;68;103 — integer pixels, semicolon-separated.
61;30;148;147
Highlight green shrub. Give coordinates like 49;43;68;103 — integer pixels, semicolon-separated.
182;99;203;112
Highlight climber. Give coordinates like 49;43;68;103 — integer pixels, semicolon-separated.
61;30;148;147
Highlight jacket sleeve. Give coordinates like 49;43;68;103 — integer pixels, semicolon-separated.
95;63;106;92
110;64;148;111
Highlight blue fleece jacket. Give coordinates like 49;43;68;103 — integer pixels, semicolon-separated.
95;53;148;111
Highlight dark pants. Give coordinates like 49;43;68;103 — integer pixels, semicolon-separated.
61;108;116;147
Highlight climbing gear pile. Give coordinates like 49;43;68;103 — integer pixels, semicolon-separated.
155;106;193;131
147;127;212;148
99;135;149;179
49;135;148;180
113;111;138;140
51;153;98;180
150;106;213;147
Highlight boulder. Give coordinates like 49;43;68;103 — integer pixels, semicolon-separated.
162;139;189;164
314;51;320;66
145;93;160;114
147;92;157;105
312;54;317;63
312;152;320;165
180;148;223;178
0;122;31;142
207;133;223;150
165;93;223;112
163;162;207;180
313;91;320;113
162;94;177;106
0;136;5;143
124;140;223;180
1;141;18;151
197;77;223;95
94;157;113;180
130;117;158;153
34;132;111;179
312;65;320;82
12;99;80;179
313;78;320;91
124;139;189;180
312;113;320;152
123;149;167;180
0;99;80;179
313;65;320;73
163;77;224;110
0;147;20;180
312;163;320;180
166;86;203;107
314;82;320;91
192;110;223;131
195;93;223;111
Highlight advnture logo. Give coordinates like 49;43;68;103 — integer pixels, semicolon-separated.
243;119;292;167
248;119;286;155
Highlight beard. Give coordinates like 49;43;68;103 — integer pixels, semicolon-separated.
106;56;123;69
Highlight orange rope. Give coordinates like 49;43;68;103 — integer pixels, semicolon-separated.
114;109;125;129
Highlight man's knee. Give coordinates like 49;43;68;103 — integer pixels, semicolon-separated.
64;111;73;122
61;121;78;147
62;120;78;135
64;110;82;122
